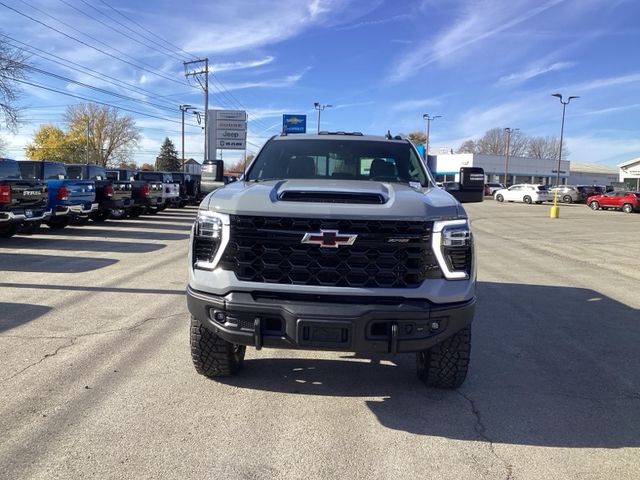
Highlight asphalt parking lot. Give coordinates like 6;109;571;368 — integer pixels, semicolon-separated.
1;201;639;480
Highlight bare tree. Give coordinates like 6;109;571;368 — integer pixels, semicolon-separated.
526;136;569;160
456;139;476;153
0;35;28;131
0;135;7;156
65;103;141;167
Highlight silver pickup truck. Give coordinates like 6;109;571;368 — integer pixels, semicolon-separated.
187;132;476;389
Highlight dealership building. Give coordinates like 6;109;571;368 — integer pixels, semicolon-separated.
618;157;640;191
428;153;623;187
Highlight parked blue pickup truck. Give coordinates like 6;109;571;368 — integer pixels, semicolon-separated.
66;164;134;221
1;158;50;237
18;161;97;229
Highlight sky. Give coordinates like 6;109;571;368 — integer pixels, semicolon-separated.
1;0;639;168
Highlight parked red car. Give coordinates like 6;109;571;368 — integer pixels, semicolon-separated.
587;191;640;213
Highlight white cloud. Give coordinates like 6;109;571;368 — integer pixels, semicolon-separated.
389;0;565;82
390;98;443;112
212;56;275;73
499;61;576;83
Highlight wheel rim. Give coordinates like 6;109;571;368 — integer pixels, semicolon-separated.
524;196;531;204
590;201;599;210
563;195;572;203
623;204;632;213
497;195;503;202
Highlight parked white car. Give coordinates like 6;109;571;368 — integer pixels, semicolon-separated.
494;184;552;204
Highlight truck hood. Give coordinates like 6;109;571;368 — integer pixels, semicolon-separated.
201;179;462;220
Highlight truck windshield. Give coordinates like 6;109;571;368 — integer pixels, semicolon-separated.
0;161;21;179
245;139;431;186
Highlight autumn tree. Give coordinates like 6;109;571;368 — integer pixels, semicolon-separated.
65;103;141;167
225;154;254;174
407;131;427;145
26;124;84;163
155;137;180;171
0;35;28;131
140;163;155;171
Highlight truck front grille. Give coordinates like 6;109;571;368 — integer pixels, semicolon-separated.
219;216;442;288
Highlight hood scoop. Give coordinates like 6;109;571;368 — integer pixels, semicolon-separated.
278;190;387;204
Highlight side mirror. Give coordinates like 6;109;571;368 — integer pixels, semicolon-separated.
211;160;224;182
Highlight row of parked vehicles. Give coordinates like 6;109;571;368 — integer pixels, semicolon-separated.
486;182;640;213
0;158;204;238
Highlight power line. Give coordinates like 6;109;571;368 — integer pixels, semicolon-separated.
1;1;193;88
2;34;195;105
96;0;198;61
58;0;185;63
2;75;203;127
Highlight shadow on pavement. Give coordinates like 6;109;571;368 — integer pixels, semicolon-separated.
42;227;189;242
0;253;118;273
98;221;192;232
0;282;185;296
0;237;165;253
0;303;53;332
219;281;640;448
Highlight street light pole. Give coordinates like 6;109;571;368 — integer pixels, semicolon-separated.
314;102;333;134
550;93;579;218
179;104;194;170
422;114;442;157
503;127;519;186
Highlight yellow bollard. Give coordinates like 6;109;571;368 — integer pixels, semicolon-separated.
549;190;560;218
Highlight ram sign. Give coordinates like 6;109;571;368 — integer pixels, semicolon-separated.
207;109;247;156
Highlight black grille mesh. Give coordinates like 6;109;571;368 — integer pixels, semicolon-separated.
219;216;442;288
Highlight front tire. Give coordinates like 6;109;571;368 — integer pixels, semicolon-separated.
0;223;19;238
563;195;573;203
416;327;471;389
622;203;633;214
90;210;110;222
46;216;70;230
589;201;600;210
495;194;504;202
190;316;246;378
523;195;532;204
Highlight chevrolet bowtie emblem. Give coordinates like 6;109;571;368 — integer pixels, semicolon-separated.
301;230;357;248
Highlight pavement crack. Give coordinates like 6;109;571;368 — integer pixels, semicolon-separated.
1;337;76;384
458;391;514;480
0;312;184;384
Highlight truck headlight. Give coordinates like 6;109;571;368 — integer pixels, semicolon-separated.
432;219;473;280
192;212;230;270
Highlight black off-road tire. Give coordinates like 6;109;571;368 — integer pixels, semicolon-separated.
190;316;246;378
0;223;19;238
90;210;110;222
416;327;471;389
46;216;70;230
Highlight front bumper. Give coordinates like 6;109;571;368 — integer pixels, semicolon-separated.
187;286;475;353
0;208;51;223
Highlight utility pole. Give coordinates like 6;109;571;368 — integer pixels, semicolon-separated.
184;59;209;161
314;102;332;133
503;127;518;186
422;114;442;157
